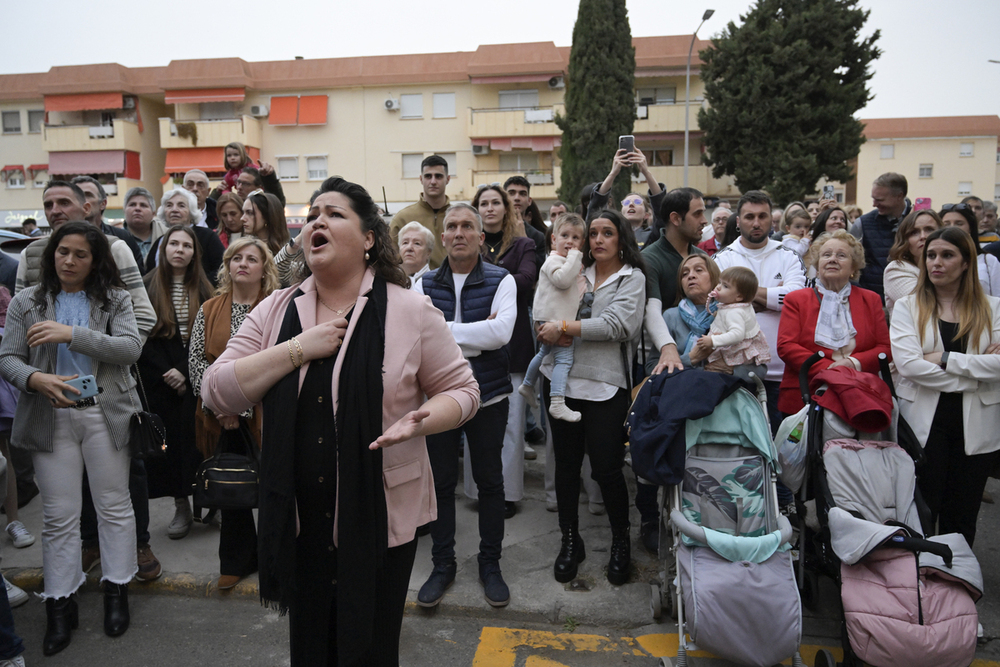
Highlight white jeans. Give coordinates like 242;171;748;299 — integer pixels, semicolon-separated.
465;374;526;502
33;406;136;599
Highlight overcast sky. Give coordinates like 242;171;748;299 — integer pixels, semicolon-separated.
3;0;997;120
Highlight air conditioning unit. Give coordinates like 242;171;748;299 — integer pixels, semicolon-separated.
385;98;401;111
636;105;648;119
548;76;565;90
122;97;136;109
250;105;269;117
472;145;490;156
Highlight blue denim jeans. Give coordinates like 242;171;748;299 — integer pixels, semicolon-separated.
0;574;23;661
524;344;575;397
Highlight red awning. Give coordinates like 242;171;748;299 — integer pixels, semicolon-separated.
49;151;125;175
1;165;24;174
164;88;245;105
164;148;223;173
45;93;124;113
28;164;48;174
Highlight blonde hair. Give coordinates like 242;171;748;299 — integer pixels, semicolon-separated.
806;229;866;279
719;266;758;303
551;212;586;238
781;208;812;235
214;237;281;299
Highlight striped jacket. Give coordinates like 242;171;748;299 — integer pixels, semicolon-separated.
0;286;142;453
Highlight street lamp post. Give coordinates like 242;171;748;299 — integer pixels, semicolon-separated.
684;9;715;188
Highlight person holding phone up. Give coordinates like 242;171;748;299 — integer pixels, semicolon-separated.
587;143;665;247
0;223;143;655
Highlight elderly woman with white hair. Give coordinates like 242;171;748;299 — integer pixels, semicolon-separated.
144;188;226;284
397;221;435;288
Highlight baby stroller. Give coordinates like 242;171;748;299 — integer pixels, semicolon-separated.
794;353;983;667
629;369;802;667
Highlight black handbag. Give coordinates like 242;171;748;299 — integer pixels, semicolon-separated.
123;365;167;460
193;419;259;511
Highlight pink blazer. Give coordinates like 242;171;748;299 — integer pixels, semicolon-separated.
202;270;480;547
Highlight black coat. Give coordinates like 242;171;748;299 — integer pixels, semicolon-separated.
145;226;225;286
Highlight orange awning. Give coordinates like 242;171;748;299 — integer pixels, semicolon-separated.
268;96;298;125
45;93;123;112
164;88;245;105
164;148;224;173
298;95;328;125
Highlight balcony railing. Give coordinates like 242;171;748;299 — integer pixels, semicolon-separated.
468;105;564;138
42;119;141;153
158;115;262;149
633;100;704;134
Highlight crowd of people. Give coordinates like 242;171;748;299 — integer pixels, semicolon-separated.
0;142;996;666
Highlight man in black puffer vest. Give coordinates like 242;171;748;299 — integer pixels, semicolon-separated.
414;204;517;610
850;172;911;302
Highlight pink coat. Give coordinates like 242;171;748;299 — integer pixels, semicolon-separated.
202;270;480;547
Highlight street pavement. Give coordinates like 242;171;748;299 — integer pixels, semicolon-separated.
3;437;1000;666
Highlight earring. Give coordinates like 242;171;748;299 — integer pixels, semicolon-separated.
619;249;623;259
365;251;370;261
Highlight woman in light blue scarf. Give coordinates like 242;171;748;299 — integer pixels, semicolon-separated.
649;254;719;374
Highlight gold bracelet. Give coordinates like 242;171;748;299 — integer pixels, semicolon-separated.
286;340;301;368
291;337;305;367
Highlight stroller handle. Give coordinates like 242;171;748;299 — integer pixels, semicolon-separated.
877;353;897;398
798;351;825;405
884;535;954;569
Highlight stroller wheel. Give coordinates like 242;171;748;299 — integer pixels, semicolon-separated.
814;648;836;667
659;659;672;667
667;581;678;620
650;583;663;620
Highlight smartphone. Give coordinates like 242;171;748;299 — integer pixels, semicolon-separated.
618;135;635;154
914;197;932;211
822;185;835;200
62;375;98;402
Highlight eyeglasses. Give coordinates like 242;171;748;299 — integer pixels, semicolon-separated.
476;182;501;190
621;197;644;207
578;291;595;319
941;203;970;212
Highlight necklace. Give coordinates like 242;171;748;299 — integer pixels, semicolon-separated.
317;295;353;316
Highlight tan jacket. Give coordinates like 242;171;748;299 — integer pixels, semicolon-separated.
389;194;451;269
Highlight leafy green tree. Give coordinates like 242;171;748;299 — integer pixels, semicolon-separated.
556;0;636;206
697;0;881;204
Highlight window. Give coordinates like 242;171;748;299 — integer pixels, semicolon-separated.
432;93;456;119
958;182;973;196
400;94;423;119
33;170;47;188
880;144;894;159
995;184;1000;201
6;169;24;189
919;164;933;178
277;157;299;181
439;153;457;176
402;154;423;178
642;149;674;166
636;87;677;105
306;156;327;181
200;102;235;120
2;111;21;134
959;142;975;157
27;110;44;133
498;90;539;110
499;152;539;172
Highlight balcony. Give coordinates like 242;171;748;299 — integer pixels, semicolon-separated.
158;115;262;149
471;168;561;200
105;177;144;211
468;105;564;139
643;165;739;198
42;119;142;153
633;101;703;135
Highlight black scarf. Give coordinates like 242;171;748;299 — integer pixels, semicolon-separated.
258;279;390;665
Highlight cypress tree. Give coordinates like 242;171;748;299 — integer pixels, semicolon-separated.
556;0;636;207
698;0;881;204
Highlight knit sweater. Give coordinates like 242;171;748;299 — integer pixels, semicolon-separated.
532;249;583;323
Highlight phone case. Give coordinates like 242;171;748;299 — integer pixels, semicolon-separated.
63;375;98;401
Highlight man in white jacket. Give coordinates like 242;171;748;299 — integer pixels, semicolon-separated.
712;190;806;433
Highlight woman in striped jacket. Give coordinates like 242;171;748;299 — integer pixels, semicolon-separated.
0;223;142;655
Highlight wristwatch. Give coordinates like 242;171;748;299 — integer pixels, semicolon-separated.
940;351;950;370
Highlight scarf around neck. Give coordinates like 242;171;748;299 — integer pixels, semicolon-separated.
814;280;856;349
677;298;716;355
258;278;389;665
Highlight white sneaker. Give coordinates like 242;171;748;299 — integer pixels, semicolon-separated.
5;521;34;549
3;576;28;608
0;655;25;666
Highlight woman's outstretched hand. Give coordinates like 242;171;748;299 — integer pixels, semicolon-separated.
370;410;431;450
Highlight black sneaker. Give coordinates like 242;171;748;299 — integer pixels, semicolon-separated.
525;426;546;445
504;501;516;519
479;562;510;607
417;562;456;608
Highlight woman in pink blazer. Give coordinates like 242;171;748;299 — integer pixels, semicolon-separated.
777;230;891;414
202;177;479;667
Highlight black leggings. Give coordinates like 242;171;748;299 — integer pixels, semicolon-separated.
546;381;630;531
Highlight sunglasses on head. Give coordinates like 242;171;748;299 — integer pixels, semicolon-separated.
621;197;644;207
941;203;970;212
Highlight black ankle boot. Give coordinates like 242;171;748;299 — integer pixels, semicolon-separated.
554;521;586;583
104;582;130;637
43;596;78;656
607;526;631;586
